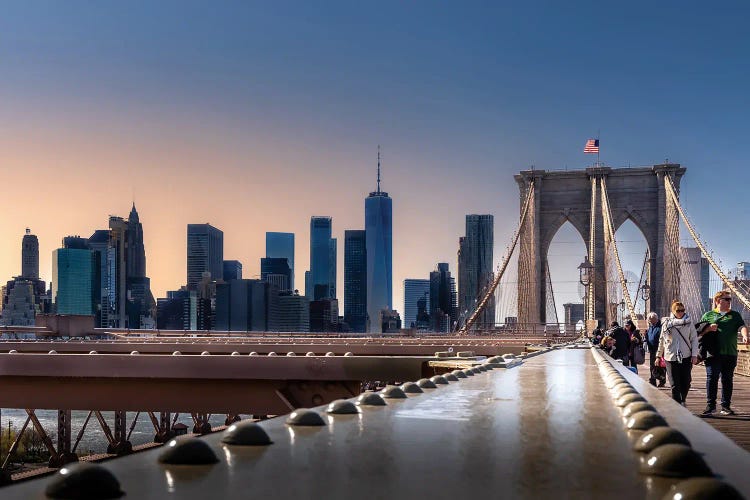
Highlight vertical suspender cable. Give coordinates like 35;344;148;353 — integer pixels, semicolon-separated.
600;177;638;320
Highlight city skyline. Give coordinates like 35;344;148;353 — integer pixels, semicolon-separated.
1;2;749;319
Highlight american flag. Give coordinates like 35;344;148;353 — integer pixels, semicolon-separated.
583;139;599;154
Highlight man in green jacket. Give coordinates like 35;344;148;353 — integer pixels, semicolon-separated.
700;290;749;416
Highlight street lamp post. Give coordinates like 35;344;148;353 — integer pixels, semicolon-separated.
640;283;650;314
578;256;594;335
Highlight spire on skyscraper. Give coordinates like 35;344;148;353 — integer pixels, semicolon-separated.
377;145;381;194
129;202;139;223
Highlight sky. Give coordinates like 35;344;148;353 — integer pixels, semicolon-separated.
1;1;749;322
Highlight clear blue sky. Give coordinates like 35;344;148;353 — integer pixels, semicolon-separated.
1;1;748;320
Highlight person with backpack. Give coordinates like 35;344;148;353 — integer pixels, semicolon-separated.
700;290;749;416
607;321;630;364
624;319;644;372
656;300;699;406
645;312;666;387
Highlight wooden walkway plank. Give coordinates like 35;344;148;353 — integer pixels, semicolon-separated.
637;362;750;452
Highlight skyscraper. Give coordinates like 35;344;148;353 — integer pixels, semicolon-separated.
22;228;39;279
187;224;224;288
87;230;110;327
344;230;367;333
307;217;336;300
403;279;430;329
430;263;456;332
52;247;96;316
458;214;495;328
365;148;393;333
106;205;155;328
266;232;295;290
261;257;292;291
107;216;128;327
2;229;47;326
126;204;146;279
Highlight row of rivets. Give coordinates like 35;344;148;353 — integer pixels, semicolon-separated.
592;347;742;498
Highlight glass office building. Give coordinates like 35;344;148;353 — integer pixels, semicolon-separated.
266;232;295;290
344;230;367;332
52;248;95;315
365;176;392;333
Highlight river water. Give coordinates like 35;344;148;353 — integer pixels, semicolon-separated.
0;409;231;455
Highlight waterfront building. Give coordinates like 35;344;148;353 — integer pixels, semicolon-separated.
458;215;494;328
344;230;367;333
157;275;214;332
52;247;96;315
1;280;41;326
365;149;392;333
21;228;39;279
187;223;224;288
157;290;193;330
563;303;585;329
403;279;430;329
380;309;402;333
309;298;339;332
414;293;431;331
261;257;292;291
307;217;336;300
215;279;279;332
266;232;295;290
277;291;310;332
222;260;243;282
430;263;457;332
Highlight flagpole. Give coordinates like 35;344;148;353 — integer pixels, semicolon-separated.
597;130;600;167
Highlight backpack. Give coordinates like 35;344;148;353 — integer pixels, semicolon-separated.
695;321;717;361
632;342;646;365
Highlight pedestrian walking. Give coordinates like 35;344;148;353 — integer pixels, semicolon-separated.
657;301;698;405
645;312;666;387
700;290;750;416
607;321;630;365
623;319;643;373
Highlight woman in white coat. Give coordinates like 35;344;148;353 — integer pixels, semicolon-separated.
656;300;699;405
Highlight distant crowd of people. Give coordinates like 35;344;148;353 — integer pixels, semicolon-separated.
592;290;749;415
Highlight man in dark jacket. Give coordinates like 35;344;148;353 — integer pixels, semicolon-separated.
645;312;666;387
608;321;630;363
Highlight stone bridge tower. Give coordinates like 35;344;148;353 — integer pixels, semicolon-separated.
514;164;685;327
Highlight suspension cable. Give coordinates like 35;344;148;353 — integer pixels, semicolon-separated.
600;177;638;320
545;260;559;325
588;176;597;321
459;179;535;334
664;175;750;311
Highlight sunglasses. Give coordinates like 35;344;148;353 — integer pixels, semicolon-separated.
720;297;732;302
675;309;685;313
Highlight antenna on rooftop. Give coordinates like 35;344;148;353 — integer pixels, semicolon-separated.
377;145;381;193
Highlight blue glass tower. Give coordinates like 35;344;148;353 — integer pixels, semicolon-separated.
266;232;294;290
365;148;393;333
307;217;336;300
